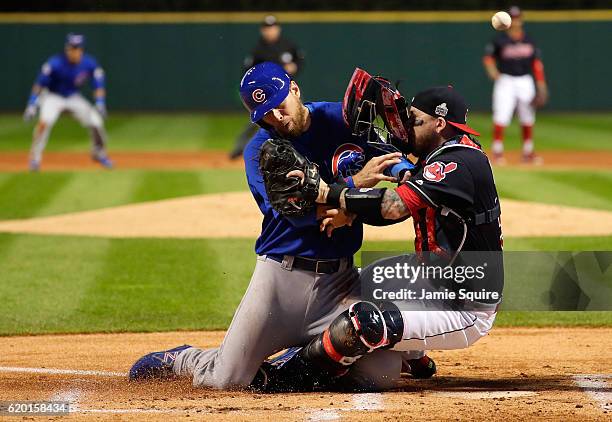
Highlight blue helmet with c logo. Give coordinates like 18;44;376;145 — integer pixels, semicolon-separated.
239;62;291;123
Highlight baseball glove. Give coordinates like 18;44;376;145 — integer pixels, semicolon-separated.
259;138;320;217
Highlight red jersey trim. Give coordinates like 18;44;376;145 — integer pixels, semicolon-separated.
532;58;546;82
395;184;428;217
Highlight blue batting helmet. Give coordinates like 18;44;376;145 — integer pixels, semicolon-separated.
239;62;291;123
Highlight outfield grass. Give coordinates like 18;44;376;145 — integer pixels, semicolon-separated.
0;167;610;221
0;233;609;335
1;112;611;152
0;111;610;335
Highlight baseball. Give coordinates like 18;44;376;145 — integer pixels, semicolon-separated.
491;11;512;31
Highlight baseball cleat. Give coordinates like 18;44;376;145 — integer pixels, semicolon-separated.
267;346;302;368
491;153;506;166
128;344;191;381
521;153;543;165
29;160;40;172
93;155;114;169
403;355;437;379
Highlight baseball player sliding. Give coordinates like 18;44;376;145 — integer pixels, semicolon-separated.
23;33;112;171
483;6;548;164
128;62;421;391
246;73;504;392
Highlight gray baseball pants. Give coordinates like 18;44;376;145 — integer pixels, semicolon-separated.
173;254;402;390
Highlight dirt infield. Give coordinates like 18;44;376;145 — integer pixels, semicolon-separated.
1;150;611;171
0;328;610;421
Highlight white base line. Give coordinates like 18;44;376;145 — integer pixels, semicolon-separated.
573;374;612;411
0;366;125;377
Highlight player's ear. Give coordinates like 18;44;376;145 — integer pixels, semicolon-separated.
290;80;300;99
435;117;447;134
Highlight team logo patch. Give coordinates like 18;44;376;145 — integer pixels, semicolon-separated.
332;143;365;177
435;102;448;117
422;161;458;182
252;88;266;103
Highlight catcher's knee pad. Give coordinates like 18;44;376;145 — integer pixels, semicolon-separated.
303;301;403;373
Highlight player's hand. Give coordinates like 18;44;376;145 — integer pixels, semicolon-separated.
96;102;108;119
532;86;548;108
352;152;402;188
319;208;356;237
23;104;37;122
287;169;330;203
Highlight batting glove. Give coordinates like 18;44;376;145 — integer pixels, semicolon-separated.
23;104;38;122
95;99;107;119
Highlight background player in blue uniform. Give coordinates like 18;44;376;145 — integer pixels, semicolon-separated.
23;33;112;171
129;62;412;391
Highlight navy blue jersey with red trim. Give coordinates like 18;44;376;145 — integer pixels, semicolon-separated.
485;32;540;77
398;136;503;255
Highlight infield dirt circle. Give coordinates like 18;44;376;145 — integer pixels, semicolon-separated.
1;328;611;421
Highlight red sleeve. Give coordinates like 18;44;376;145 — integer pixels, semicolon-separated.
532;58;546;82
395;184;428;217
482;55;496;66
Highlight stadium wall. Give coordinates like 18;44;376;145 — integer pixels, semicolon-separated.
1;11;611;111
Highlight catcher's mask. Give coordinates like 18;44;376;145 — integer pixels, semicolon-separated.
342;68;414;154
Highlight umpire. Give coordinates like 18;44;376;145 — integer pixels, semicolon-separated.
229;15;305;159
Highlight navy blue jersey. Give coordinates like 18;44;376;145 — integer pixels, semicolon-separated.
35;53;105;97
244;102;380;259
485;32;540;77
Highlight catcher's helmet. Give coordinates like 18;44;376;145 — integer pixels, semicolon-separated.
239;62;291;123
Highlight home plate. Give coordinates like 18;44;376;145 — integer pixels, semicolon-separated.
432;391;537;399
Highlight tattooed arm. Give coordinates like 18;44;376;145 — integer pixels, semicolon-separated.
337;187;411;221
380;189;411;220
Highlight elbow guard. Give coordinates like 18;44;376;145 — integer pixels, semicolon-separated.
344;187;386;220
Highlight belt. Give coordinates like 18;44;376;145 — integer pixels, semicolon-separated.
266;254;352;274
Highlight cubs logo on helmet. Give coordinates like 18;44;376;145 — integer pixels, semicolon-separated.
252;89;266;103
422;161;457;182
332;143;365;178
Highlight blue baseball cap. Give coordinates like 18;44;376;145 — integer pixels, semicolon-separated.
65;33;85;48
239;62;291;123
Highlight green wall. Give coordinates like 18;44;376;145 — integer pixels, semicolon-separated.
1;20;611;111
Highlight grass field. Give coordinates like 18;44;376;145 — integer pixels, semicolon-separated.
0;112;610;336
1;111;612;152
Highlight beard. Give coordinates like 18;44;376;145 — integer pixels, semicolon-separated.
277;105;307;138
412;130;439;158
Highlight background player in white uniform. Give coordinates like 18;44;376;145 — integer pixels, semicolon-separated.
483;6;548;164
23;33;112;171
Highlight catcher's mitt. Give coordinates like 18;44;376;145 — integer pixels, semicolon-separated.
259;138;320;217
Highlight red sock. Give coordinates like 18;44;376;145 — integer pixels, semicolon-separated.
492;124;505;155
522;125;533;143
493;124;505;142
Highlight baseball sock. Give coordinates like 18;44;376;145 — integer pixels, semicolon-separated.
521;125;534;156
492;124;505;156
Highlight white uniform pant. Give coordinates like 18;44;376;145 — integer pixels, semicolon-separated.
492;74;536;127
393;310;496;352
31;91;106;163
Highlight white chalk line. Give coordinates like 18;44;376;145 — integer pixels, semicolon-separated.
573;374;612;411
0;366;125;377
306;393;384;421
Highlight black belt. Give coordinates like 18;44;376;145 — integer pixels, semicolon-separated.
267;255;351;274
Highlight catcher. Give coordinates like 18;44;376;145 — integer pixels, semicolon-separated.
129;62;421;391
251;76;504;392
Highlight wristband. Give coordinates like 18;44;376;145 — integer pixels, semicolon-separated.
27;94;39;106
326;182;347;207
344;176;356;189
